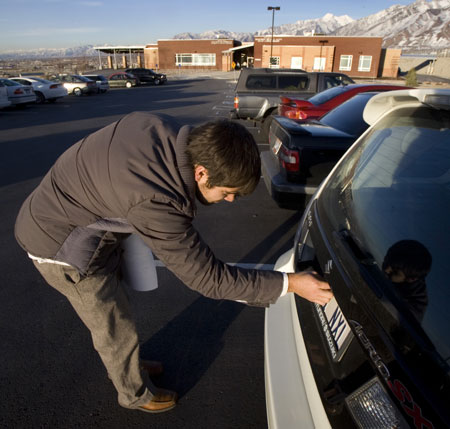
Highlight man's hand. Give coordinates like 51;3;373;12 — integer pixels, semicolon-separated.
287;271;333;306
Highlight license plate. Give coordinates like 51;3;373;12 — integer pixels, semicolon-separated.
271;136;282;155
315;298;353;361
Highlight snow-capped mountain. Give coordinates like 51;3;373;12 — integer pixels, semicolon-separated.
173;13;354;42
173;0;449;53
254;13;354;37
333;0;450;51
1;0;448;59
0;45;99;60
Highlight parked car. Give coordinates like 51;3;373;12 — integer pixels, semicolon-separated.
50;74;97;96
0;80;12;109
125;68;167;85
108;72;139;88
0;78;36;107
262;91;397;208
279;84;410;120
265;88;450;429
230;68;354;135
82;74;110;93
9;76;68;104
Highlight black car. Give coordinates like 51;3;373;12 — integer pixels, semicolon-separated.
264;88;450;428
262;92;382;208
125;68;167;85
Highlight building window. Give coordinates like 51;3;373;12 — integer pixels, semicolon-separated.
291;57;303;69
175;53;216;66
313;57;326;71
269;56;280;68
358;55;372;72
339;55;353;71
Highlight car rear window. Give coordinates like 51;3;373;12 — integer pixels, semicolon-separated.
320;92;374;135
246;75;276;89
318;105;450;361
278;75;309;90
308;85;348;105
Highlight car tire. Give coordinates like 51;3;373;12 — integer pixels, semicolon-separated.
73;87;82;96
35;91;45;104
262;111;276;139
125;81;132;88
153;78;161;86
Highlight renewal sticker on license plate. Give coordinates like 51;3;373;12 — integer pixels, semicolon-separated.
315;298;353;361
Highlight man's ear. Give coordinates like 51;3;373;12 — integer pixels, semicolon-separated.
194;165;209;183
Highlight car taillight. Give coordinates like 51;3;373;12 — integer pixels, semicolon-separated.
234;96;239;109
345;377;408;428
14;89;24;94
279;146;299;172
49;84;59;89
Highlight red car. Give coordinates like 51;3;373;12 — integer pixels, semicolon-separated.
279;84;410;120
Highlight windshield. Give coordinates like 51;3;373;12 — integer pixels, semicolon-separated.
308;85;347;106
319;93;374;135
318;105;450;362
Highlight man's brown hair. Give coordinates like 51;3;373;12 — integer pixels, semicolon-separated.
186;120;261;196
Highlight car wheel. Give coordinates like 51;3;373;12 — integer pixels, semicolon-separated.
35;91;45;104
73;87;82;96
125;81;132;88
153;78;161;86
262;111;276;139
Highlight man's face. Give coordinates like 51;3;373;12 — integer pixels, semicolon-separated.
194;165;240;205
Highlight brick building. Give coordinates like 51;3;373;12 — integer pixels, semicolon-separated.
145;39;240;71
97;36;401;78
253;35;397;78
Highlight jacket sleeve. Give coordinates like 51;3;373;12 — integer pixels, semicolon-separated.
127;196;283;306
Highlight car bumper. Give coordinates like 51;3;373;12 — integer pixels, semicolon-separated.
261;151;317;206
265;249;331;429
10;95;36;105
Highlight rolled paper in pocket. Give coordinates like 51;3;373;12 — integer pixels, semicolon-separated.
121;234;158;291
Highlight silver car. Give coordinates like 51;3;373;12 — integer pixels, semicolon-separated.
51;74;97;96
82;74;109;93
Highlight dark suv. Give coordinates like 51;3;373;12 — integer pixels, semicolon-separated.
264;89;450;428
125;68;167;85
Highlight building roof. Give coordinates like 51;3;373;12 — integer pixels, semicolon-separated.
93;46;146;54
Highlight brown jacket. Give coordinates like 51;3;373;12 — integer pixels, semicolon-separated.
15;112;283;305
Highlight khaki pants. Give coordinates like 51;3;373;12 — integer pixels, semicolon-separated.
32;260;155;408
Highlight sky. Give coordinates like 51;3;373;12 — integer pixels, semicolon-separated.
0;0;416;52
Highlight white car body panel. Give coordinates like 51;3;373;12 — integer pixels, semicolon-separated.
265;248;331;429
0;85;11;108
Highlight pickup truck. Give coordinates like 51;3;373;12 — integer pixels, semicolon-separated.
230;68;354;134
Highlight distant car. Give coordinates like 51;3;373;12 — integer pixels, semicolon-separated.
262;91;395;207
108;72;139;88
125;68;167;85
9;76;68;104
265;88;450;429
0;80;12;109
50;74;97;96
0;78;36;107
279;84;410;120
82;74;110;93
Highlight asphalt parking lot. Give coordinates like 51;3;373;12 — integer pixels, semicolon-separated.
0;77;302;428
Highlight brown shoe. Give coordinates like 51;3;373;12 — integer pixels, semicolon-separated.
140;360;163;377
137;388;178;414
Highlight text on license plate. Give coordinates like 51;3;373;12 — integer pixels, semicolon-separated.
315;297;352;361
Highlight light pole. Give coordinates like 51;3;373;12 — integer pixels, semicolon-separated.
319;39;328;71
267;6;280;68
